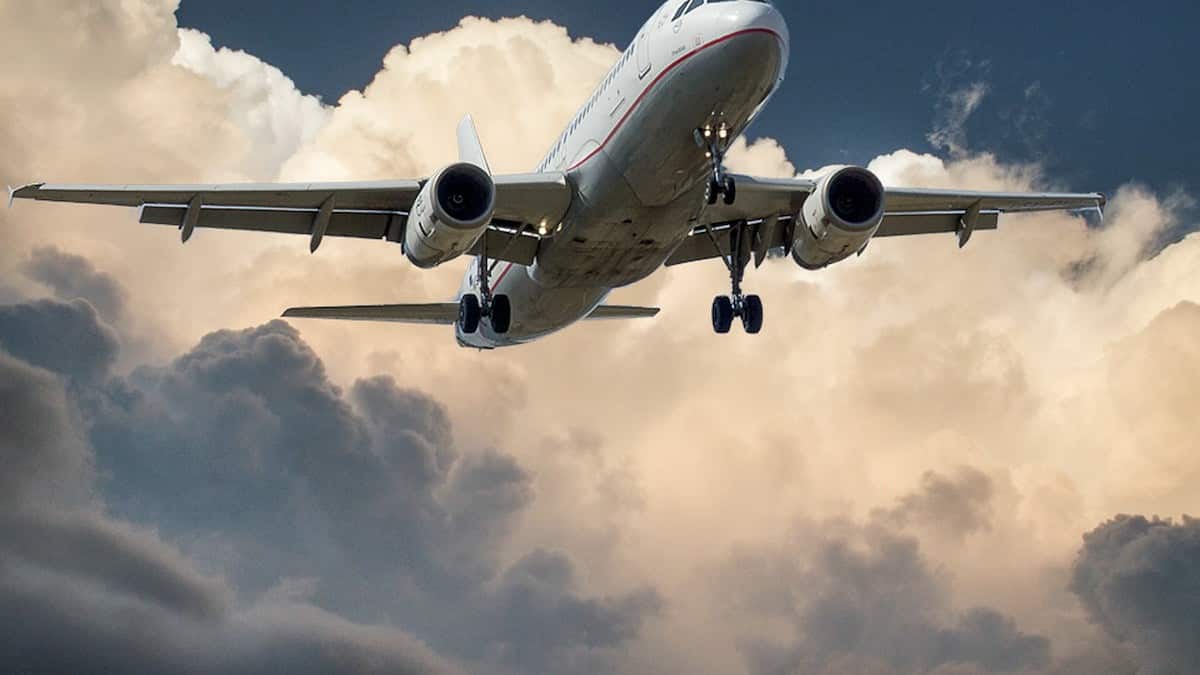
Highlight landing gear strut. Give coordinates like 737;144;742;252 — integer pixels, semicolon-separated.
696;123;736;206
708;220;763;335
458;238;511;335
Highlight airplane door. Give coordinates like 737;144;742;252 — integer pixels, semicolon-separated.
636;33;651;79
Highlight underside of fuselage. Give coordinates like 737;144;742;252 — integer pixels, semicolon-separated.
458;21;787;349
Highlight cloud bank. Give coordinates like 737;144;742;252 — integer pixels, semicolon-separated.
1;2;1199;674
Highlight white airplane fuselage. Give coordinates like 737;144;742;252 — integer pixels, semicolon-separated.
458;0;789;348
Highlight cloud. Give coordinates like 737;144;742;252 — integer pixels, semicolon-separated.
874;467;995;540
6;311;656;674
921;50;993;157
172;28;331;179
927;81;989;156
20;246;129;320
0;298;120;380
0;344;460;675
1071;515;1200;675
728;514;1050;675
281;16;619;180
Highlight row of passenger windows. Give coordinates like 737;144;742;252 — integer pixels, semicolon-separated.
672;0;772;21
539;35;638;170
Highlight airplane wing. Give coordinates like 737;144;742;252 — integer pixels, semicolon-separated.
666;174;1105;266
8;172;572;265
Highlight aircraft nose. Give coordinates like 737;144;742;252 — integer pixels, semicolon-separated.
710;1;790;79
716;1;789;44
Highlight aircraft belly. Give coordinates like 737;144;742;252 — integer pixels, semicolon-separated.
610;30;785;207
457;265;608;349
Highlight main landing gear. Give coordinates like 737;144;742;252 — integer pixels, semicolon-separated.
458;240;511;335
708;220;763;335
695;123;736;206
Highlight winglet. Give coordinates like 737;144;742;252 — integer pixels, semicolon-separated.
7;183;43;208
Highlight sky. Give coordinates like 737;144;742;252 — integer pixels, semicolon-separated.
176;0;1200;204
1;1;1200;674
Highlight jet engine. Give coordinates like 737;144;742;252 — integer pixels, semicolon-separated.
791;166;885;270
404;162;496;269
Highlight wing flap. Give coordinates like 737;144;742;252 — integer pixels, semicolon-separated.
875;210;1000;237
139;205;402;240
492;172;573;229
282;303;459;324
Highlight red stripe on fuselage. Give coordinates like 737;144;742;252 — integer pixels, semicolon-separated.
565;27;784;173
491;27;785;294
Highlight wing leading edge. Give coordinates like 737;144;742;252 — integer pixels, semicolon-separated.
667;174;1104;266
10;173;572;265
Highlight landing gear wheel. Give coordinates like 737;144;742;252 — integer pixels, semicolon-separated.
490;294;512;334
741;294;763;334
712;296;734;334
705;179;720;206
458;294;481;334
722;175;737;205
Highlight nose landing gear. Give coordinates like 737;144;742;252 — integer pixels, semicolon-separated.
696;123;737;206
458;238;511;335
707;220;763;335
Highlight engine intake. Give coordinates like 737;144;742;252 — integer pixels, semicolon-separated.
404;163;496;269
792;166;885;270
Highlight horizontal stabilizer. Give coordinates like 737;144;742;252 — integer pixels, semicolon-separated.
585;305;660;320
282;303;458;324
282;303;659;325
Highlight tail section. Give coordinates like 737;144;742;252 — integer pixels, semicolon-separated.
282;303;458;324
456;115;491;173
281;303;660;325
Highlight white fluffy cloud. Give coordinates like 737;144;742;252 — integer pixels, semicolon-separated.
172;28;331;179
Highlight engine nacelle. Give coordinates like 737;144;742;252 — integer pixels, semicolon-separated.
792;166;885;270
404;162;496;269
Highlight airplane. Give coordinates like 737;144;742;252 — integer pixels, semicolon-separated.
10;0;1104;349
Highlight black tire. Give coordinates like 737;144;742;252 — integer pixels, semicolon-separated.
722;175;737;205
458;294;481;334
490;294;512;334
711;295;734;334
705;179;720;206
742;294;763;334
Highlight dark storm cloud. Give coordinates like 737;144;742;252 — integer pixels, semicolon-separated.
0;298;119;380
875;467;995;539
0;341;457;675
15;316;658;673
1071;515;1200;675
0;564;460;675
21;246;128;320
0;349;92;507
483;549;663;665
733;518;1049;675
0;278;657;673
